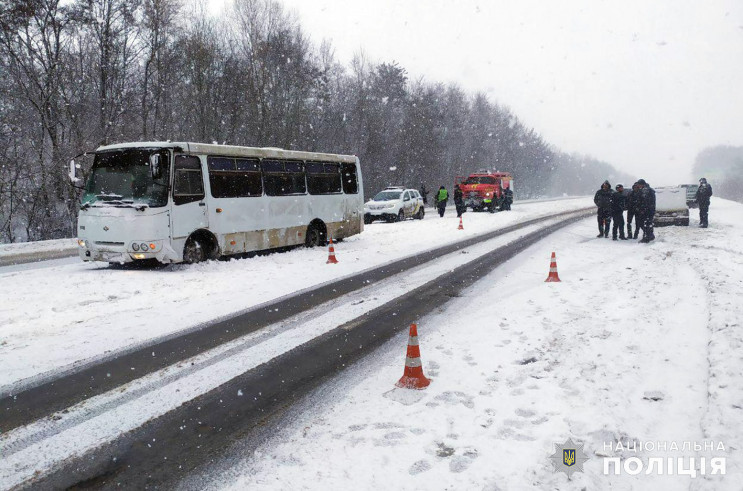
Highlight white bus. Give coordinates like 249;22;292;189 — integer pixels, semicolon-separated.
70;142;364;264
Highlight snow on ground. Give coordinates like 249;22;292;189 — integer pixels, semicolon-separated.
0;198;590;390
0;238;76;259
0;214;587;488
184;198;743;491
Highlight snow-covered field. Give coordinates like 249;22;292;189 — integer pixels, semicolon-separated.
180;198;743;491
0;199;590;390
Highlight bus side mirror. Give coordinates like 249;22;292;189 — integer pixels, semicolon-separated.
68;160;81;184
150;154;162;179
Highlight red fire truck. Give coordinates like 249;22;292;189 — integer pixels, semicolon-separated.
455;170;514;212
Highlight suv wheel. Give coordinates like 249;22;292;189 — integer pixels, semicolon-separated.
397;210;405;222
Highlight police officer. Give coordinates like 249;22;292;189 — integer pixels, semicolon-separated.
611;184;627;240
626;182;641;239
695;178;713;228
436;186;449;217
636;179;656;243
453;185;466;217
593;180;614;238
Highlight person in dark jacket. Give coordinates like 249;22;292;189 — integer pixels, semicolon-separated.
636;179;656;243
502;187;513;211
626;182;641;239
453;185;466;217
611;183;627;240
593;180;614;238
436;186;449;217
420;185;429;206
695;177;713;228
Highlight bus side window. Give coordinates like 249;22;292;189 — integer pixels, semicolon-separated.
263;159;306;196
307;161;341;195
173;155;204;205
341;163;358;194
208;156;262;198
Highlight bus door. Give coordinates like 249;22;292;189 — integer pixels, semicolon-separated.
171;154;209;239
341;162;362;224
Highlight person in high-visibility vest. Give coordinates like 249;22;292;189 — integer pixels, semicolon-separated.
436;186;449;217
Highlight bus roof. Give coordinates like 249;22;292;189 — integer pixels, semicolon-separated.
94;141;358;163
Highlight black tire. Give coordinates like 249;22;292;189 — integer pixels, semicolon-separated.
364;214;372;225
415;207;425;220
305;223;323;247
183;237;205;264
397;210;405;222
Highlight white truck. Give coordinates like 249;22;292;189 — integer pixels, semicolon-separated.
653;186;689;227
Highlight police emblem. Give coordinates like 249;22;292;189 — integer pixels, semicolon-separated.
550;438;589;478
563;449;575;466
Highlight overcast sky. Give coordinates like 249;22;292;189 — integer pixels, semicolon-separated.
215;0;743;185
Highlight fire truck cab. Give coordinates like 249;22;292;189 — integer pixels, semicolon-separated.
456;170;514;212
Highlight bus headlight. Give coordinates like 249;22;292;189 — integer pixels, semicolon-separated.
140;242;148;251
132;243;140;251
77;239;87;248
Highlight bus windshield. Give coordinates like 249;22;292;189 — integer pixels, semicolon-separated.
462;176;496;185
373;190;402;201
82;149;169;208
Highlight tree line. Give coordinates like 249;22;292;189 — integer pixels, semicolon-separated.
693;146;743;203
0;0;625;243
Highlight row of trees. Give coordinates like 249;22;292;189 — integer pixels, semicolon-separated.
0;0;623;243
693;146;743;203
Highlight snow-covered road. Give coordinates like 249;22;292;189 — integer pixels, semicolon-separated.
180;198;743;491
0;198;591;390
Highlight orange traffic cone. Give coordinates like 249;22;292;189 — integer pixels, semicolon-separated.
326;238;339;264
544;252;561;282
458;217;464;230
396;324;431;389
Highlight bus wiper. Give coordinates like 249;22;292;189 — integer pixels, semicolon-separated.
96;193;124;201
94;196;138;207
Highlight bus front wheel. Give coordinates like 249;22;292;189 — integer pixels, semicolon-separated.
183;237;205;264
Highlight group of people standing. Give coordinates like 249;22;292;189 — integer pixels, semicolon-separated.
594;177;713;243
424;185;465;218
594;179;656;243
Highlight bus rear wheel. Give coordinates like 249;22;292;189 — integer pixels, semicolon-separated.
183;237;205;264
305;221;326;247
